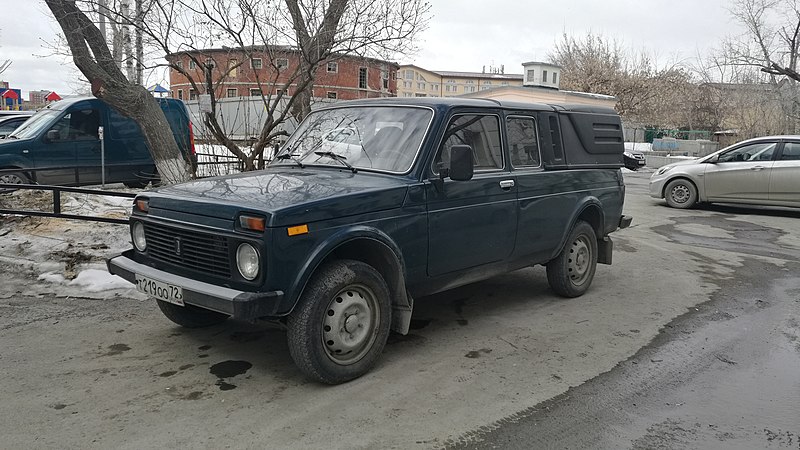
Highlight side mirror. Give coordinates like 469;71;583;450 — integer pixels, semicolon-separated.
46;129;60;142
449;145;474;181
707;154;719;163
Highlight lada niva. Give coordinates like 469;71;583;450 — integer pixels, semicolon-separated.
108;98;632;384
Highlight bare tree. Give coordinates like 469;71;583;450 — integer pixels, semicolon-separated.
88;0;430;170
44;0;191;184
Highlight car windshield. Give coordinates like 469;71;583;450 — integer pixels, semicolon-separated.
273;105;433;173
8;110;60;139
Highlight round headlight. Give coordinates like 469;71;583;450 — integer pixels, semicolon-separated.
132;222;147;251
236;243;260;280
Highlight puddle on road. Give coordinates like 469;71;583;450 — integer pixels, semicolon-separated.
209;360;253;391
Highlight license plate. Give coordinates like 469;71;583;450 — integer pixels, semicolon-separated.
135;274;184;306
638;160;646;165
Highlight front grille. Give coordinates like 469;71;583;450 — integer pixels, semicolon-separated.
143;222;231;278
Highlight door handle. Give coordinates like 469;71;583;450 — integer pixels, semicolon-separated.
499;180;515;189
750;166;765;171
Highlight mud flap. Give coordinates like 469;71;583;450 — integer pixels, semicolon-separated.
391;295;414;335
597;237;613;265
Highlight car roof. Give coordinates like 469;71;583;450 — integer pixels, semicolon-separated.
327;97;617;115
0;115;29;124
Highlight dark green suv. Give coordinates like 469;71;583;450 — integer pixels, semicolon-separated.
108;98;631;384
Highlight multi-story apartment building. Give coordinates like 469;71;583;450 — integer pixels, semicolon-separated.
167;47;398;102
396;64;524;97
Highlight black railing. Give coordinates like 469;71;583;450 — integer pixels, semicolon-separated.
0;183;136;224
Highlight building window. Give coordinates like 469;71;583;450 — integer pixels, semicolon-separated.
502;81;510;86
484;80;492;85
404;69;414;79
177;89;183;100
189;89;197;100
276;58;289;70
417;82;425;90
382;71;389;89
275;88;287;96
445;85;451;92
228;59;238;77
553;72;558;84
431;84;439;91
403;81;412;88
465;80;474;84
250;88;262;97
189;60;196;70
327;62;338;73
174;60;183;70
251;58;262;70
327;92;338;99
527;69;534;81
542;70;548;83
359;67;368;89
226;88;237;98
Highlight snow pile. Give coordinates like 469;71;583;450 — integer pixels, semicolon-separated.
1;187;140;299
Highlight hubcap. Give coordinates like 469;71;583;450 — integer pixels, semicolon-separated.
567;235;592;285
322;284;379;365
670;185;690;203
0;174;24;184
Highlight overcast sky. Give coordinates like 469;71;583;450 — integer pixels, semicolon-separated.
1;0;739;97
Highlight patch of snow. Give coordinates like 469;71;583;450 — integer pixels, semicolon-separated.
67;269;133;292
38;272;66;284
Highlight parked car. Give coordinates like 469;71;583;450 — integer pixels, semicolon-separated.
108;98;632;384
623;148;646;170
0;96;195;188
649;135;800;209
0;113;33;139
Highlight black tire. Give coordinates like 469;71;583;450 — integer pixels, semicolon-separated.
287;259;391;384
546;221;598;298
156;300;229;328
664;178;698;209
0;171;30;192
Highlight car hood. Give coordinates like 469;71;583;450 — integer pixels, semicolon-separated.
144;167;410;227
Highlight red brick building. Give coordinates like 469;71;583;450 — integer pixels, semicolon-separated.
167;47;398;102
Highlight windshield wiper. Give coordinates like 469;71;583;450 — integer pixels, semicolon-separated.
274;152;304;168
314;151;357;174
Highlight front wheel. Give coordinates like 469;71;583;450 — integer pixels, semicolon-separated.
287;260;391;384
664;179;697;209
0;171;30;192
546;221;598;298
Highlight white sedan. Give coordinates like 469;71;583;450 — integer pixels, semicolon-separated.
649;136;800;209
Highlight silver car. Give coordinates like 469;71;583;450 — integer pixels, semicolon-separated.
650;136;800;209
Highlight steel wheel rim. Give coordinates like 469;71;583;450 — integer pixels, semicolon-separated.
670;184;690;204
567;235;592;285
0;174;23;184
321;283;380;365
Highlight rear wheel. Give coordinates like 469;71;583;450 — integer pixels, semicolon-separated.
664;179;697;209
287;259;391;384
546;221;598;298
156;300;229;328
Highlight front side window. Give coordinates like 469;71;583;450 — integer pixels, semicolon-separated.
274;106;433;173
50;109;101;141
507;116;540;168
718;142;777;162
434;114;503;172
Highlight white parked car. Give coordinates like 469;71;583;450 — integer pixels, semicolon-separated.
649;136;800;209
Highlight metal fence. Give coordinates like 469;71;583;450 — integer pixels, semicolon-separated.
0;183;136;224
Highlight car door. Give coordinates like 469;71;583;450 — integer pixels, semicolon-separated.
71;108;104;185
32;112;79;185
425;112;517;277
703;141;777;202
769;140;800;205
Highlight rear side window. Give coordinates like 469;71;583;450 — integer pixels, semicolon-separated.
435;114;503;171
780;142;800;161
108;108;142;139
507;116;540;168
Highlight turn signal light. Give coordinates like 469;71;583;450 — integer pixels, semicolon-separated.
287;224;309;236
239;215;266;232
135;199;149;213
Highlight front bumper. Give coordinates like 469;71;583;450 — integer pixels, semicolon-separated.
649;176;667;199
107;250;284;320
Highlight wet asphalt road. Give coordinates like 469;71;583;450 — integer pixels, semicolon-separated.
1;171;798;449
453;173;800;449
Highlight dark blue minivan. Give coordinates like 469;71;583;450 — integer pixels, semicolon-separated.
0;96;195;188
